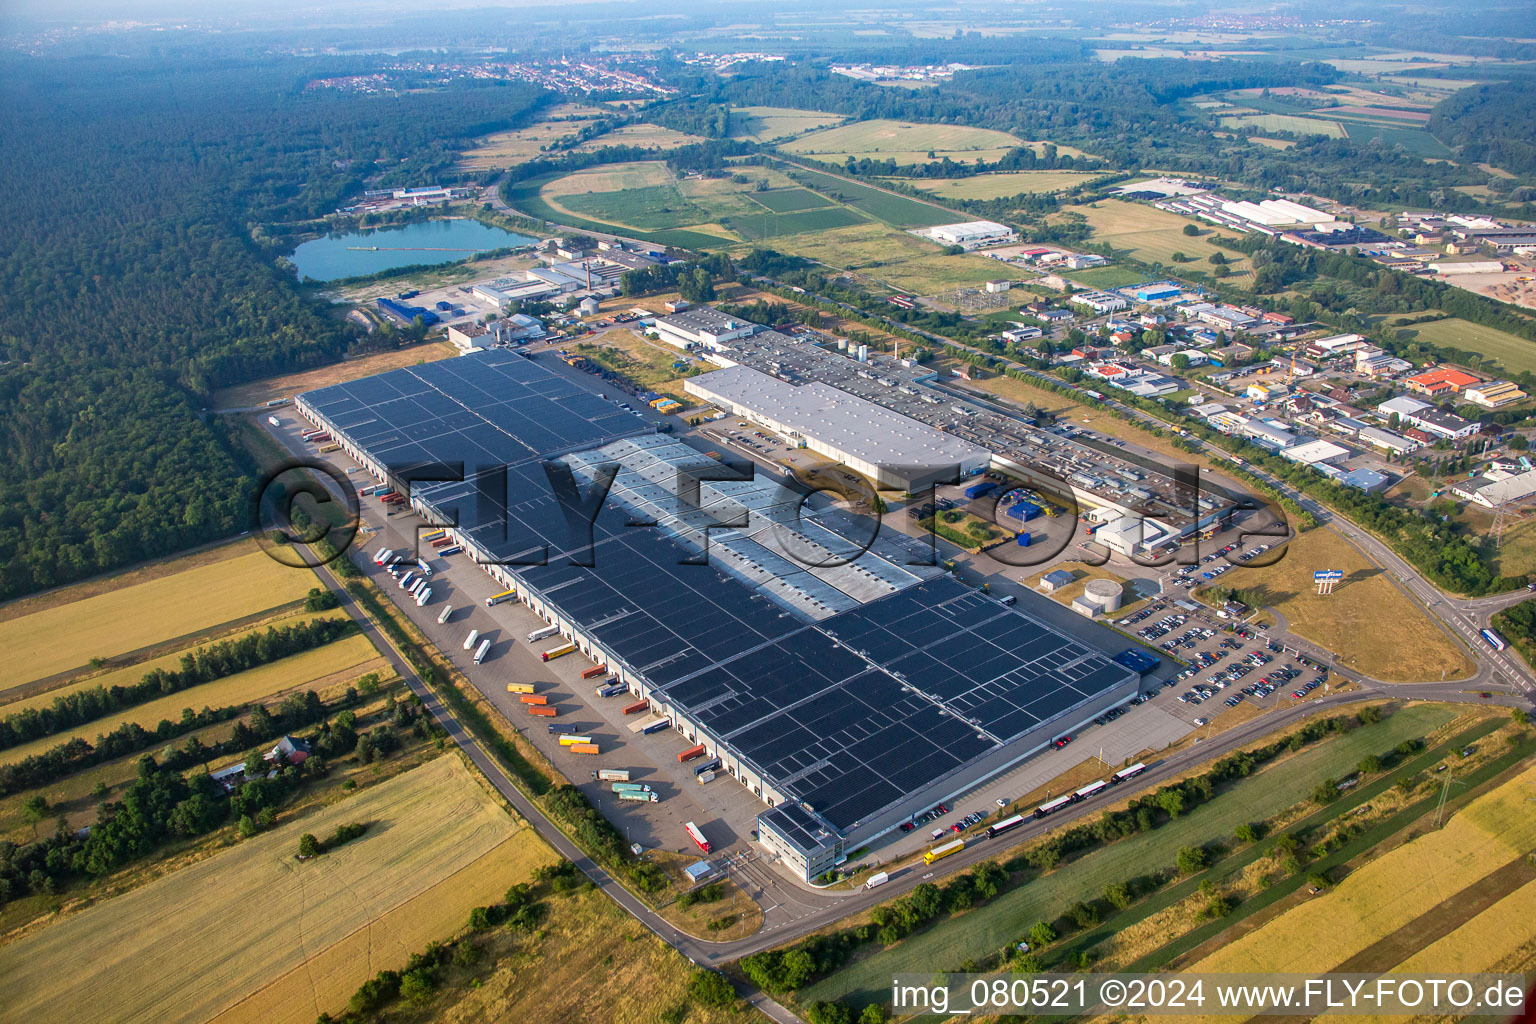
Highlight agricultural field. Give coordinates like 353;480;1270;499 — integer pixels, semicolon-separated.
1198;527;1473;683
746;187;834;213
1395;317;1536;375
454;105;607;171
571;123;706;152
0;605;351;717
896;171;1104;200
1335;121;1451;156
730;206;869;241
780;165;960;228
727;105;845;142
1220;112;1348;138
761;221;1005;293
782;118;1024;165
211;342;455;408
509;167;739;250
1185;760;1536;980
559;185;712;232
411;887;746;1024
1061;265;1148;289
1069;200;1252;275
799;704;1455;1008
0;542;321;688
0;631;384;766
0;755;549;1024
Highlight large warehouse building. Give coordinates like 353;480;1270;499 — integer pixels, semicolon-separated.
296;350;1141;880
684;363;990;490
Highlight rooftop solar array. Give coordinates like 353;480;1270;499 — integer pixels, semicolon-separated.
301;353;1136;839
297;349;649;472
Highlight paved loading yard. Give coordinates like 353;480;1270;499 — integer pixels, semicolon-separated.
359;511;769;862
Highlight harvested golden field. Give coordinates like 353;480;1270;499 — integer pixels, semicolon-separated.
424;887;745;1024
0;633;384;765
0;546;321;686
1186;762;1536;977
782;118;1023;165
211;343;455;408
455;109;605;171
212;834;555;1024
898;171;1103;200
0;756;540;1024
572;123;705;152
728;105;846;142
1203;527;1472;683
0;607;351;715
540;160;675;196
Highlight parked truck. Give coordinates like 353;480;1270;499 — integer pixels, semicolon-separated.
618;790;658;803
462;629;479;652
611;782;651;793
541;642;576;662
473;638;492;665
485;589;516;607
527;624;560;644
593;768;631;782
267;416;281;427
864;871;891;890
415;587;431;607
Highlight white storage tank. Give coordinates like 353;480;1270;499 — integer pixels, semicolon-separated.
1084;578;1124;613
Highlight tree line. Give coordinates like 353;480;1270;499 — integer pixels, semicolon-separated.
0;617;356;751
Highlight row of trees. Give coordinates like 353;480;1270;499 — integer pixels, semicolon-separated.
0;617;356;750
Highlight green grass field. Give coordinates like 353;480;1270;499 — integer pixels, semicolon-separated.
729;206;868;240
761;221;1005;292
559;184;710;231
1338;121;1453;156
1396;317;1536;374
1220;113;1347;138
728;106;845;143
896;171;1105;200
799;704;1455;1007
747;187;835;213
1071;199;1251;274
505;175;737;250
779;166;959;228
1062;265;1147;289
781;119;1023;165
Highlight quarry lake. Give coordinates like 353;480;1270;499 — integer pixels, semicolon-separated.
290;219;535;281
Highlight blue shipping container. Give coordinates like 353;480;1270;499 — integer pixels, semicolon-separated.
641;718;670;735
1007;501;1041;521
1016;532;1032;547
963;480;997;500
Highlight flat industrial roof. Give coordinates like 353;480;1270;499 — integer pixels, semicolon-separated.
686;363;988;471
301;353;1135;838
296;349;650;472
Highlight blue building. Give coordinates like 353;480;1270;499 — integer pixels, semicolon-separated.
1136;285;1182;303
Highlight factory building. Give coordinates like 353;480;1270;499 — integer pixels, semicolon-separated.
926;220;1018;250
684;364;990;490
295;350;1139;881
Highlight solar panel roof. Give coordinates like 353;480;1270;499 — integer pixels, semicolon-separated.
298;349;649;473
303;352;1136;837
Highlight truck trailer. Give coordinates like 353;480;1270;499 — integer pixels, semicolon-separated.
593;768;631;782
528;706;558;717
618;790;658;803
621;699;649;716
677;744;706;764
462;629;479;652
473;638;492;665
568;743;599;755
506;683;536;695
541;642;576;662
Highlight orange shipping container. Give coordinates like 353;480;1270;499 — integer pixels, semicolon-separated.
678;743;706;763
622;699;648;715
528;705;558;717
519;694;548;705
581;665;606;679
569;743;599;754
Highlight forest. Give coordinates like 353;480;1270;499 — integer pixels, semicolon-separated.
0;58;546;599
1428;80;1536;176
